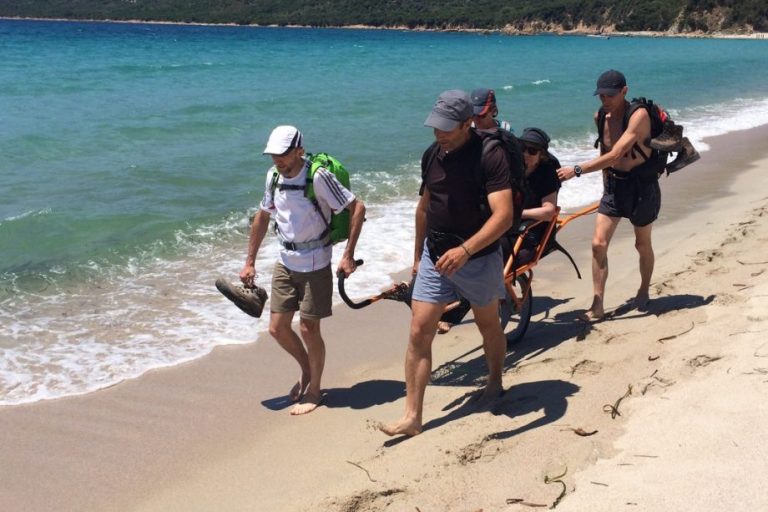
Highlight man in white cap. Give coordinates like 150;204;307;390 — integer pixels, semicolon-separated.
240;125;366;415
381;90;515;437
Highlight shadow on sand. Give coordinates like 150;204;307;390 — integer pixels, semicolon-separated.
415;292;714;438
261;379;405;411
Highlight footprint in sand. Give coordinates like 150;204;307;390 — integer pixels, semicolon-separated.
569;359;603;377
693;249;723;265
456;437;503;466
713;293;747;306
333;488;406;511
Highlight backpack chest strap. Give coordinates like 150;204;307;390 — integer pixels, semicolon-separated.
278;183;307;192
278;233;332;251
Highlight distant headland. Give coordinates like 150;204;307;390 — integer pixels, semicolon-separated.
1;0;766;37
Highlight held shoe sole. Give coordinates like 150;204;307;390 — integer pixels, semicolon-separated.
215;277;268;318
665;137;700;174
650;123;684;152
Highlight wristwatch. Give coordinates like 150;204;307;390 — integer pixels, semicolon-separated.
574;165;583;177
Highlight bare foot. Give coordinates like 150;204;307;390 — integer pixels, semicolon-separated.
634;290;650;311
289;375;310;402
290;392;324;415
472;384;505;410
378;417;422;437
579;308;605;323
437;321;452;334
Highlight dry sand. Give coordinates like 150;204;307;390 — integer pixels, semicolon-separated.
2;126;768;512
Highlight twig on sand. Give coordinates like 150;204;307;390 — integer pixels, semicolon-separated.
560;427;598;437
641;371;674;395
505;499;548;508
603;385;633;419
737;259;768;265
657;322;695;343
346;460;377;483
544;466;568;509
729;329;768;337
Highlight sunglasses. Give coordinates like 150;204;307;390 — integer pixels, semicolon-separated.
523;146;542;156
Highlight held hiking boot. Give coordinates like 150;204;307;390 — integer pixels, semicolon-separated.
650;121;684;152
215;277;268;318
665;137;700;174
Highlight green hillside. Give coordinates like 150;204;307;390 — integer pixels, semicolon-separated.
1;0;766;33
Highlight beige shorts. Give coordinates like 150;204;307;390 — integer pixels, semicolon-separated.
270;262;333;320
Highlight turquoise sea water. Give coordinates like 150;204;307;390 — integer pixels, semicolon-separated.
2;19;768;404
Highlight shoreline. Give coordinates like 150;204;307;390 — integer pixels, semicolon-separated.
2;16;767;39
2;123;768;511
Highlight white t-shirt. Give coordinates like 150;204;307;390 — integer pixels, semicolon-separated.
260;159;355;272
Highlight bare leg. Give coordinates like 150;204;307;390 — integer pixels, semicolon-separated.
633;223;655;310
290;317;326;415
380;300;445;436
269;312;310;402
585;213;621;322
471;299;506;404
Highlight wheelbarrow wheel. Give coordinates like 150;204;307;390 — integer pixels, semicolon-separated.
498;274;532;346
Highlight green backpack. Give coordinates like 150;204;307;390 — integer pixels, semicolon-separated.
270;152;351;245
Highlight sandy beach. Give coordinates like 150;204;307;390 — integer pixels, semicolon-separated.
2;124;768;511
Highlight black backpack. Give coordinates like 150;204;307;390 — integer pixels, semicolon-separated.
594;97;671;177
423;128;528;234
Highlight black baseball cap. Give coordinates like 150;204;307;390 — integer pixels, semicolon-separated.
519;127;550;150
593;69;627;96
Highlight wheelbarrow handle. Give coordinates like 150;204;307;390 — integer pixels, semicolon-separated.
337;259;372;309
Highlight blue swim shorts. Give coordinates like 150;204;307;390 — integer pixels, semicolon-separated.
412;240;505;307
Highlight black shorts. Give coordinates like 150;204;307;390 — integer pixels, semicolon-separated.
598;175;661;227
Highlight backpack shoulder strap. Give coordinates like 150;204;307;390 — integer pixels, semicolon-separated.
594;107;607;149
478;130;526;233
269;169;280;196
302;154;332;229
304;153;318;199
626;98;655;161
478;132;504;187
421;141;441;186
626;98;649;126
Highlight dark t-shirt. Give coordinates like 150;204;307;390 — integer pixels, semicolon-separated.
524;157;561;210
521;155;561;245
420;131;511;257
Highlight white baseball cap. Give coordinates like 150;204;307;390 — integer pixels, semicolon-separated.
263;125;303;155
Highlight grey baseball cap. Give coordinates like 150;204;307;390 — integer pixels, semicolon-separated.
424;90;473;131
